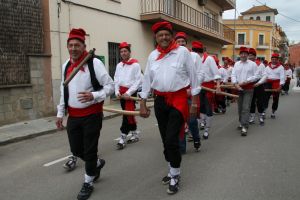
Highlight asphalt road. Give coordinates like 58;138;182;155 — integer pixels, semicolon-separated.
1;91;300;200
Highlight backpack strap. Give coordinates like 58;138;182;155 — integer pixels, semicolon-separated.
63;61;71;109
87;58;103;91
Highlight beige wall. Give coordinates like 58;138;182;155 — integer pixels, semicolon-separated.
49;0;226;106
49;0;154;106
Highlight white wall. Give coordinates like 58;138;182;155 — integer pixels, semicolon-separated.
49;0;154;106
243;12;275;23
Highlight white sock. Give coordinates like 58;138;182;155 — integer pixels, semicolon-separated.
97;159;101;167
170;167;180;177
84;174;95;185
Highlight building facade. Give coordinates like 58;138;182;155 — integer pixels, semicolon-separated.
0;0;53;125
0;0;234;125
221;5;288;62
289;43;300;67
50;0;235;107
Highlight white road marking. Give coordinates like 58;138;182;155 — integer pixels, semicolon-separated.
43;155;72;167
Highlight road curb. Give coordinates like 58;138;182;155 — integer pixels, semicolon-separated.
0;112;121;146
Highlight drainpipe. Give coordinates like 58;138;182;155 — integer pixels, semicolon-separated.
232;0;236;60
57;0;62;68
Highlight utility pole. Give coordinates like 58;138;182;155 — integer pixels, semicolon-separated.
232;0;236;60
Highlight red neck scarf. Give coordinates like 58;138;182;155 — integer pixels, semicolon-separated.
67;51;88;78
284;66;290;70
201;52;208;63
122;58;138;66
269;62;281;69
156;40;179;60
255;59;261;66
218;65;222;69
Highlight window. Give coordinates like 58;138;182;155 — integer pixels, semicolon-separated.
238;33;245;45
259;34;264;45
250;17;253;20
266;16;271;21
256;16;260;20
108;42;121;79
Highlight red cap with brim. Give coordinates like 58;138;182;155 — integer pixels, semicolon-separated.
152;21;173;34
239;46;248;54
119;42;130;49
68;28;86;43
192;41;203;49
271;53;280;58
249;48;256;56
175;32;187;41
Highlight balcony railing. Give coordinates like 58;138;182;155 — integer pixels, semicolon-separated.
140;0;234;44
256;42;269;49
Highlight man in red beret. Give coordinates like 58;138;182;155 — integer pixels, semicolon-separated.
213;55;228;114
174;31;203;153
255;53;285;119
56;28;114;200
222;57;234;106
231;47;260;136
282;64;292;95
139;21;200;194
114;42;143;149
248;48;266;125
191;41;221;139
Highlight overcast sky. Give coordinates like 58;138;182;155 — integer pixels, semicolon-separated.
223;0;300;44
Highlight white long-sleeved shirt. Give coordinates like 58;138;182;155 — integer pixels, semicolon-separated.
255;62;266;80
218;67;228;83
224;66;233;81
139;46;200;99
57;58;114;118
114;59;142;96
190;52;205;84
231;60;260;84
199;54;221;82
285;69;293;79
258;64;285;85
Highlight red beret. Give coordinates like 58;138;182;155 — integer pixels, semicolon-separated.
239;46;248;54
271;53;280;58
175;32;187;41
119;42;130;49
68;28;86;43
192;41;203;49
248;48;256;56
151;21;173;34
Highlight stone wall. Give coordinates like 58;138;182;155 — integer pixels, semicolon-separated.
0;0;54;125
0;56;55;125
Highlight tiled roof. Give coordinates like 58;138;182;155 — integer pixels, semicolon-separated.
241;5;278;15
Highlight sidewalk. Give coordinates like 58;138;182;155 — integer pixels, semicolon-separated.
0;102;152;146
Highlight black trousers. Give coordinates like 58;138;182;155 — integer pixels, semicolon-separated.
216;94;226;110
264;83;280;111
282;81;290;92
67;113;102;176
250;84;265;114
154;96;184;168
200;90;213;117
120;98;137;134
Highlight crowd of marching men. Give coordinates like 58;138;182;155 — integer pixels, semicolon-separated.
55;21;294;199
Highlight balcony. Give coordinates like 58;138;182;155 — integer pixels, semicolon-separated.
235;42;250;49
211;0;235;11
256;43;269;49
140;0;235;44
